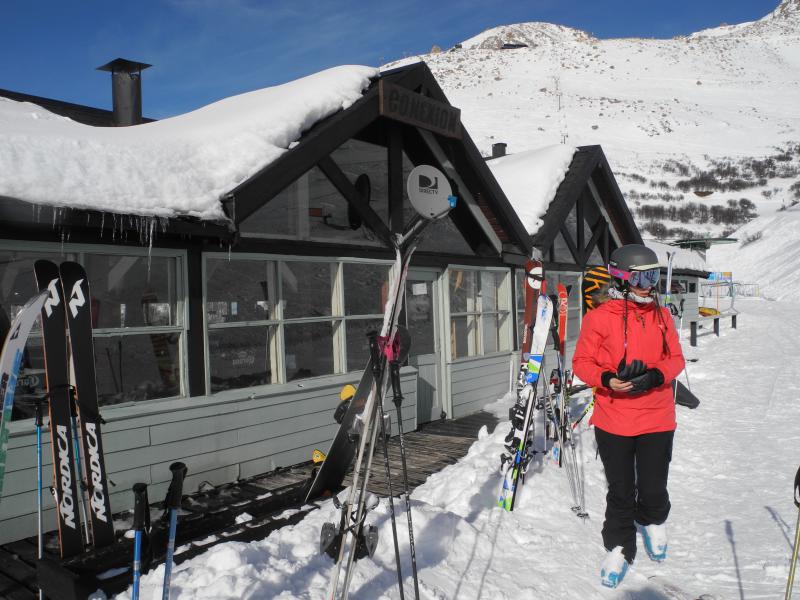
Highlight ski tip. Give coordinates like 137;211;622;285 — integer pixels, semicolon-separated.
312;449;327;464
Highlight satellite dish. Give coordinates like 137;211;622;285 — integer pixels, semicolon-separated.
406;165;455;219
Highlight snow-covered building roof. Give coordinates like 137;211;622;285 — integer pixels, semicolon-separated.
645;240;708;273
0;65;378;221
486;144;575;236
485;144;643;269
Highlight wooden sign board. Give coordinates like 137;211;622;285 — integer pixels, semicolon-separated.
379;80;462;139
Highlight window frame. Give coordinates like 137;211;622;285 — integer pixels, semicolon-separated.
446;265;512;361
202;252;395;393
0;240;189;415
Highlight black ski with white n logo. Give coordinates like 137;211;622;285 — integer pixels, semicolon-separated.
34;260;84;558
59;261;115;548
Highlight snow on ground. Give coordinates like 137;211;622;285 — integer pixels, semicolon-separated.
707;205;800;301
115;296;800;599
0;65;377;220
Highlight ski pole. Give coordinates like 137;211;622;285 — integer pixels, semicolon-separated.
132;483;149;600
162;462;187;600
368;334;405;600
785;465;800;600
34;397;44;600
390;360;420;600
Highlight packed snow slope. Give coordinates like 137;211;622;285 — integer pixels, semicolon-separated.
387;0;800;241
707;204;800;300
117;297;800;599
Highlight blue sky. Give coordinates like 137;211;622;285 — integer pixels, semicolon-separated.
1;0;782;118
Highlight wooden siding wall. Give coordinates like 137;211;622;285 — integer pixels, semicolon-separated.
0;368;418;544
449;353;514;419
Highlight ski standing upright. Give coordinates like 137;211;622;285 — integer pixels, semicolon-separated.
0;291;48;500
326;165;455;600
498;293;553;511
59;261;116;548
34;260;85;557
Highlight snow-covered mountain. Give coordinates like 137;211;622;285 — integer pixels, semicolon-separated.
386;0;800;246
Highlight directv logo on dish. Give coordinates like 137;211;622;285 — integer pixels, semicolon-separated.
417;174;439;195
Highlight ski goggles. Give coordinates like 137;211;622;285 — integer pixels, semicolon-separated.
608;266;660;289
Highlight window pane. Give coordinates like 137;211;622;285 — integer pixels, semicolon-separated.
0;249;65;340
206;259;271;323
498;312;510;351
482;314;499;354
449;270;478;313
94;333;181;405
343;263;391;316
208;326;271;392
284;321;334;380
480;271;500;312
12;336;46;421
83;254;179;328
553;232;576;264
406;280;435;356
345;318;384;372
281;262;333;319
239;162;383;247
450;315;477;359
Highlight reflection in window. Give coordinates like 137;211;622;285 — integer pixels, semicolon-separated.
281;261;333;319
94;333;181;405
206;259;271;323
345;318;383;372
343;263;390;316
208;326;271;392
83;254;179;329
451;315;478;359
0;248;185;415
449;270;478;313
285;321;334;380
449;268;510;359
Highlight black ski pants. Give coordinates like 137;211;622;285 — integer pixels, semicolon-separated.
595;427;674;563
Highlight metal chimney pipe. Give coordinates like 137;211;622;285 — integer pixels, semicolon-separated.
96;58;151;126
491;142;507;158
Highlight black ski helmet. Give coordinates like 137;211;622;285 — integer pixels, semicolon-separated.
608;244;660;288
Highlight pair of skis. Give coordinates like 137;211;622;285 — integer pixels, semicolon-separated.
498;258;548;511
545;284;587;517
34;260;115;557
320;192;455;600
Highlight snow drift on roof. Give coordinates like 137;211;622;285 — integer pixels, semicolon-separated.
645;240;708;272
0;65;378;221
486;144;576;236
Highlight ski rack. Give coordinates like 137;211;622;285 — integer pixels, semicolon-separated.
35;473;317;599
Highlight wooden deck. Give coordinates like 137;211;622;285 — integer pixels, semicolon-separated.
0;410;500;599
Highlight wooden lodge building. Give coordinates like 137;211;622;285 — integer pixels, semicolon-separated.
0;60;646;545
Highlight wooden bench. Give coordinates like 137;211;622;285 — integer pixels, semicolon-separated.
689;310;738;346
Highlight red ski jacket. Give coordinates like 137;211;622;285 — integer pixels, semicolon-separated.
572;297;685;436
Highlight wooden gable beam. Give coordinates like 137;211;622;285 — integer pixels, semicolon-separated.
227;89;381;225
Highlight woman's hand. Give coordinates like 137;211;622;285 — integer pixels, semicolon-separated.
609;377;634;392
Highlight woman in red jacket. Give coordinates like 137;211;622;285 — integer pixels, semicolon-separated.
572;244;685;589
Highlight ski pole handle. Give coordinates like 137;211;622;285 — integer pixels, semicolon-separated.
390;361;403;406
166;462;188;510
132;483;149;600
162;462;187;600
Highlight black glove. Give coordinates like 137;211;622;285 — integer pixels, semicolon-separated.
627;368;665;394
617;359;647;380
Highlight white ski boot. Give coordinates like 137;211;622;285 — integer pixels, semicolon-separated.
600;546;630;589
641;522;668;562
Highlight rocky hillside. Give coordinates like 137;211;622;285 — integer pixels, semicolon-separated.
387;0;800;241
